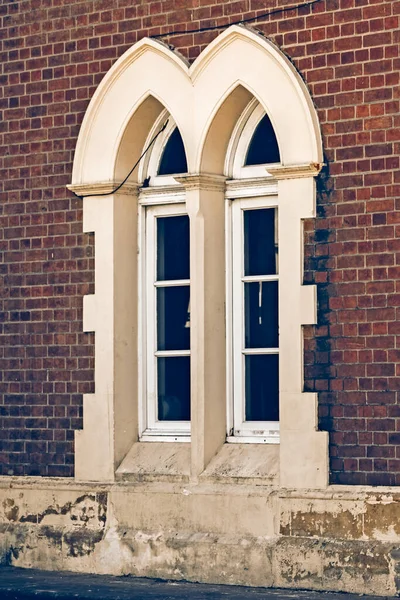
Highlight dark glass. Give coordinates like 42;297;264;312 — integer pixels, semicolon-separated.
157;356;190;421
158;127;188;175
245;113;280;165
157;215;190;281
244;281;278;349
245;354;279;421
157;286;190;351
244;208;277;276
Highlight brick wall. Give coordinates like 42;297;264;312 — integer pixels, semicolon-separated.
0;0;399;482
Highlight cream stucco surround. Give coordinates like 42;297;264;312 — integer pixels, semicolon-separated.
68;25;328;488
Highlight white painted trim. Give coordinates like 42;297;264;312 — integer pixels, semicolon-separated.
138;112;188;187
227;101;281;180
139;185;185;206
226;432;279;445
139;434;191;443
226;177;278;199
231;195;280;441
137;201;147;439
225;198;234;438
142;203;191;439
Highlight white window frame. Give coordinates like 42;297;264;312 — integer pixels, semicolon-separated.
138;105;191;442
227;195;280;444
139;201;191;442
225;100;281;180
225;98;282;445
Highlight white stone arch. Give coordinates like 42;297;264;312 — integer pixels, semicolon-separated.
71;25;322;187
68;24;328;488
193;26;322;173
71;38;194;186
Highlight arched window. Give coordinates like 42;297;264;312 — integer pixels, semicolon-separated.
158;127;188;175
138;112;191;441
69;25;327;489
226;100;281;443
245;113;280;166
228;101;281;180
139;113;188;187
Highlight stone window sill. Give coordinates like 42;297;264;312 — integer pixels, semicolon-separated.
116;442;278;486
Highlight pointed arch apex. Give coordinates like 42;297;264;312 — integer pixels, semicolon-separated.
71;21;323;187
191;24;323;168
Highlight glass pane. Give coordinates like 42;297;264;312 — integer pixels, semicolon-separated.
158;127;188;175
157;215;189;281
157;286;190;351
158;356;190;421
245;354;279;422
245;113;280;165
244;208;277;276
244;281;278;349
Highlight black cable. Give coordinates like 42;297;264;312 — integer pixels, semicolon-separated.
70;120;169;199
151;0;324;39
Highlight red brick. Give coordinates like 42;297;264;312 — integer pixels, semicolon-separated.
1;0;399;484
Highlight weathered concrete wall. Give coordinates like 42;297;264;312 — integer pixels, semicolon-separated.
1;479;400;595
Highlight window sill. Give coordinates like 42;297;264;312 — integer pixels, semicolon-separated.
116;442;190;483
140;433;191;443
199;442;279;486
227;435;279;445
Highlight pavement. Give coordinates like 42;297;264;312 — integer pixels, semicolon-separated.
0;567;397;600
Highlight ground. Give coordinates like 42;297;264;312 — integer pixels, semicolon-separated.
0;567;397;600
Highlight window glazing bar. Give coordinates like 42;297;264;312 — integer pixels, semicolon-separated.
242;274;278;283
242;348;279;355
154;279;190;287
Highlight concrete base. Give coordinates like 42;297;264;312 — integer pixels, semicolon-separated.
0;478;400;596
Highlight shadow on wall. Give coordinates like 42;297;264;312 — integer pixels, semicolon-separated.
303;159;337;482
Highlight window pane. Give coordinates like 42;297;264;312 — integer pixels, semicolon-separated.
157;215;190;281
244;208;277;276
157;286;190;351
244;281;278;349
158;356;190;421
245;354;279;422
158;127;188;175
245;113;280;165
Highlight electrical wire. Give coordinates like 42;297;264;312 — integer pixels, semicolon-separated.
70;119;169;199
151;0;325;39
